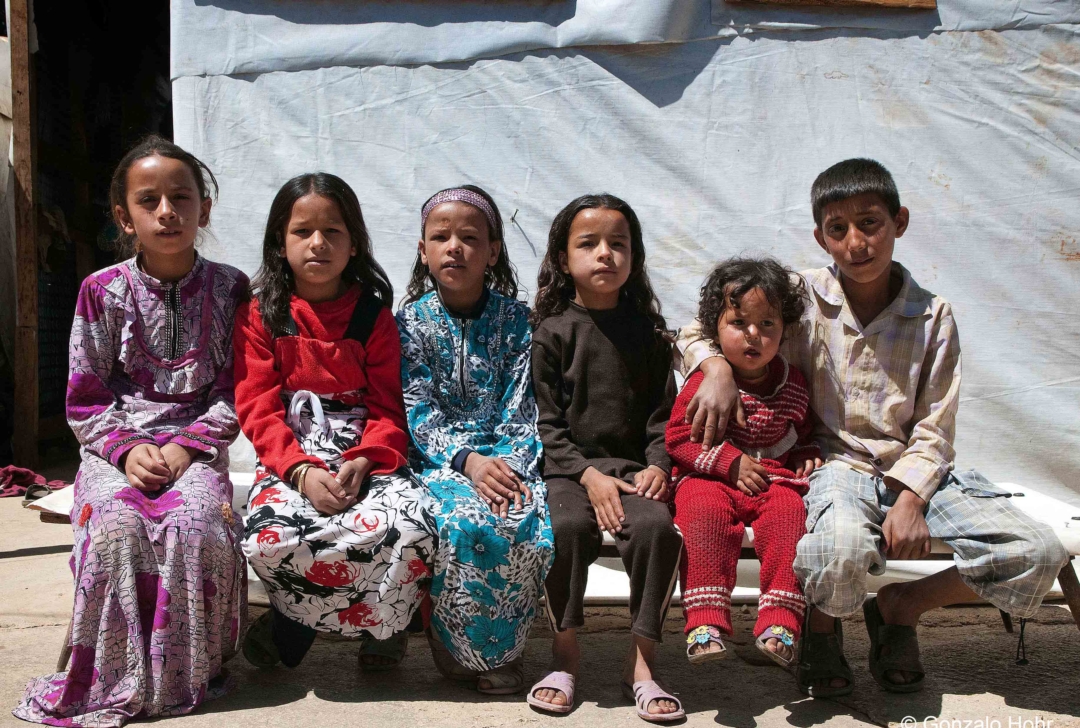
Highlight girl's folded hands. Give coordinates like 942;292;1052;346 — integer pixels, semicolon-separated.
464;453;531;517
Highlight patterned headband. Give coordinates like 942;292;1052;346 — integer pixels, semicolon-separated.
421;188;499;237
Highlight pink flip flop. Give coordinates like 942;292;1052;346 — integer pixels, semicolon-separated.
526;671;576;713
621;680;685;723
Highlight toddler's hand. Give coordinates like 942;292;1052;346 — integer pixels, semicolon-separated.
160;443;196;483
464;454;531;518
633;465;670;501
580;467;625;535
336;457;372;500
794;457;823;479
122;443;171;491
729;454;770;495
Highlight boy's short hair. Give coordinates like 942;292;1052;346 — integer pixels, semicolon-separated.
698;257;808;344
811;158;901;226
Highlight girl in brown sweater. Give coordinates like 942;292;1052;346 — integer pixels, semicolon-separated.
527;194;683;722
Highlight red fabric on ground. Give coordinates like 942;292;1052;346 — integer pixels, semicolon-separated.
0;465;67;498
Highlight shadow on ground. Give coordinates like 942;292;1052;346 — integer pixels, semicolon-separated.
191;605;1080;727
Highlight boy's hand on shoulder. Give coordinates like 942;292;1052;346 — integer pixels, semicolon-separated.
794;457;823;479
464;453;530;518
633;465;670;501
122;443;171;491
729;454;770;496
580;467;626;535
882;484;931;560
687;357;746;450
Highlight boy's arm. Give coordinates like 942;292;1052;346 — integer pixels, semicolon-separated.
665;372;743;480
674;320;722;379
673;320;744;449
883;304;961;503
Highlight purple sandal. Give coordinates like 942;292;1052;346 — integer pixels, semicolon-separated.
526;671;576;714
621;680;685;723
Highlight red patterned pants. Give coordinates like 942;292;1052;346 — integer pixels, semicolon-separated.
674;476;806;639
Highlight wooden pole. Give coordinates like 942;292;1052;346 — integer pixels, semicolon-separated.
1057;561;1080;633
11;0;38;468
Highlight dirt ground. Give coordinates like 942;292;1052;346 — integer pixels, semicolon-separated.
2;496;1078;728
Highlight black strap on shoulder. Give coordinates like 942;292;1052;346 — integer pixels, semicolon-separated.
343;291;385;346
274;292;383;343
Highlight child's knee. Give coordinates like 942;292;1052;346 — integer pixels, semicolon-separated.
632;505;681;550
1017;522;1069;583
768;484;807;517
794;516;878;617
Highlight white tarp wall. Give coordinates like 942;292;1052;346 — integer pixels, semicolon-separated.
172;0;1080;507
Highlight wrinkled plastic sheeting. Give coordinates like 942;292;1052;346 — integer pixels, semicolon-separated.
170;0;1080;78
174;23;1080;505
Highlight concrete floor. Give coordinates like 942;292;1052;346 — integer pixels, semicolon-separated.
2;497;1079;728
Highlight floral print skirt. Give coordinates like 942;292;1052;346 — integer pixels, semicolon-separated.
14;454;246;727
242;391;436;639
421;468;553;672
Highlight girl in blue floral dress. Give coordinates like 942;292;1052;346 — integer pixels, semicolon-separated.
397;185;553;694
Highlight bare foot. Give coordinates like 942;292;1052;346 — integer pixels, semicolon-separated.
762;636;794;663
688;640;724;657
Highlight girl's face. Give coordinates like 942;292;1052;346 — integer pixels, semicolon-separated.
419;201;500;310
116;154;210;259
716;286;783;380
560;207;632;309
281;193;355;302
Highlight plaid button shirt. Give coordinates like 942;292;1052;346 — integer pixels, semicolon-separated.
675;263;960;503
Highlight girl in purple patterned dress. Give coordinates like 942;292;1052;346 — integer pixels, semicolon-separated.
14;137;249;727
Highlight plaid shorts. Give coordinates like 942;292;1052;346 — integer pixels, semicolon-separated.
793;464;1068;619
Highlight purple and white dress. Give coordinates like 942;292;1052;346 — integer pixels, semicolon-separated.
14;255;249;727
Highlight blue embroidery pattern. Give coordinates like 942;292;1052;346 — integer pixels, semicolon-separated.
398;290;553;671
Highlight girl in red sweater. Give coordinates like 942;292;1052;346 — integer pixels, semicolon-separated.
235;173;436;672
666;258;820;669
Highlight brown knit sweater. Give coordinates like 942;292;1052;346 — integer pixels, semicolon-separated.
532;299;675;482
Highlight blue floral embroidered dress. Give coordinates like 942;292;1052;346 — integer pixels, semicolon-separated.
397;289;553;671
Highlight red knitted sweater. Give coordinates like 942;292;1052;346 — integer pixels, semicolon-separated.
233;285;408;481
666;356;820;494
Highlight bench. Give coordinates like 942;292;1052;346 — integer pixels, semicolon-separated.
30;477;1080;672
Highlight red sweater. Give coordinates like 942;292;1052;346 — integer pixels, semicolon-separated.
233;286;408;481
666;357;819;494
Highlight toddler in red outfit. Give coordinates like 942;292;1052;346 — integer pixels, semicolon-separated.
666;257;821;668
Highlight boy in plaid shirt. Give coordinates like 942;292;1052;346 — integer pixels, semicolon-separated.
676;159;1067;696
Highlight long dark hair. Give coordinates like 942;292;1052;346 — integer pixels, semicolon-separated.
108;134;218;257
402;184;519;305
250;173;393;337
531;193;668;337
